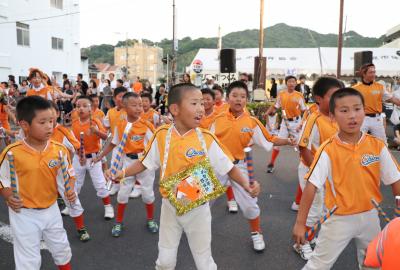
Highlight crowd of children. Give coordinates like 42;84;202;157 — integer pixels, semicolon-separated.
0;65;399;270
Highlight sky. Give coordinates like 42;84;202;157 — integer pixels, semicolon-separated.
80;0;399;48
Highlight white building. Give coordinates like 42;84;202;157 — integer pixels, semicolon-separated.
381;24;400;48
0;0;85;84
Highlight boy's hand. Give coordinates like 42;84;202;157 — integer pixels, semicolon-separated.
244;181;260;197
65;190;76;204
6;194;23;213
292;222;307;245
288;137;297;146
105;169;124;183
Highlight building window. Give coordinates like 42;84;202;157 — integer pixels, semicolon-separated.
52;37;64;50
16;22;30;46
50;0;63;9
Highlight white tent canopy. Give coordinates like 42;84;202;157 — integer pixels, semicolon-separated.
190;47;400;77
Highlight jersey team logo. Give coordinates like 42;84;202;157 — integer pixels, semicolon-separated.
241;127;252;133
48;159;59;168
131;135;143;142
361;154;379;166
185;148;205;158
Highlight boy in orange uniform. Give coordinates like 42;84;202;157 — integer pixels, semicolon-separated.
103;87;127;195
140;92;160;127
108;83;260;270
88;94;105;121
94;92;158;236
293;77;343;260
293;88;400;269
71;96;114;220
211;81;293;251
48;102;91;241
0;96;75;269
266;75;307;174
199;88;218;130
213;85;229;114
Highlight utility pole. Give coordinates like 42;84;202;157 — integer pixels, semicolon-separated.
254;0;266;90
337;0;344;79
125;32;129;78
171;0;177;85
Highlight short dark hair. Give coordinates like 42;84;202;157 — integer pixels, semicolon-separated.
122;92;140;102
113;86;127;97
116;79;123;84
201;88;215;99
312;77;344;98
88;94;99;102
78;73;83;78
285;75;297;84
63;74;68;79
226;81;248;97
159;83;165;89
212;84;224;96
360;63;375;77
299;75;306;80
167;83;198;106
76;95;92;104
140;92;153;103
1;82;8;88
16;96;51;124
329;87;365;114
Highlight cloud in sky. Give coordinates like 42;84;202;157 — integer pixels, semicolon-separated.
80;0;399;47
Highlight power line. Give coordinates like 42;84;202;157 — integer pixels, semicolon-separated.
0;11;80;25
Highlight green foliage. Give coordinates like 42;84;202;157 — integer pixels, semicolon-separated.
246;102;274;125
81;23;384;70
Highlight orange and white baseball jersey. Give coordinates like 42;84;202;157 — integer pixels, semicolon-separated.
214;102;229;115
301;103;319;123
71;109;79;122
92;108;105;121
103;107;126;135
112;118;155;154
26;85;56;100
0;140;75;209
275;90;307;119
141;108;160;127
305;133;400;215
52;124;80;153
140;125;234;198
199;110;218;130
298;110;338;156
354;82;392;114
71;118;106;154
210;110;277;160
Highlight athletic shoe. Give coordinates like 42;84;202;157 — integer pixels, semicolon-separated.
129;185;142;198
309;238;317;250
112;223;123;237
293;242;313;260
147;220;159;233
109;184;120;196
227;200;238;213
266;164;274;173
251;232;265;252
78;227;91;242
104;204;115;220
61;207;70;216
291;202;299;211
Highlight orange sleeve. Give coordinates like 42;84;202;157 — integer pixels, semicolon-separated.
298;114;318;148
94;118;106;133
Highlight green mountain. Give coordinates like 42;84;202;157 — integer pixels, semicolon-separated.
82;23;385;71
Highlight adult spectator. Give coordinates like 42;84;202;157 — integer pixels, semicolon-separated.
182;73;191;83
88;80;98;96
155;83;167;114
122;75;131;91
77;73;88;95
276;78;286;95
109;73;117;89
295;75;311;102
101;79;113;114
143;81;153;95
354;63;400;141
133;76;143;93
19;80;29;96
269;78;277;98
116;79;124;88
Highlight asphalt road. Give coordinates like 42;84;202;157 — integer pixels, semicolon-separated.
0;146;398;270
